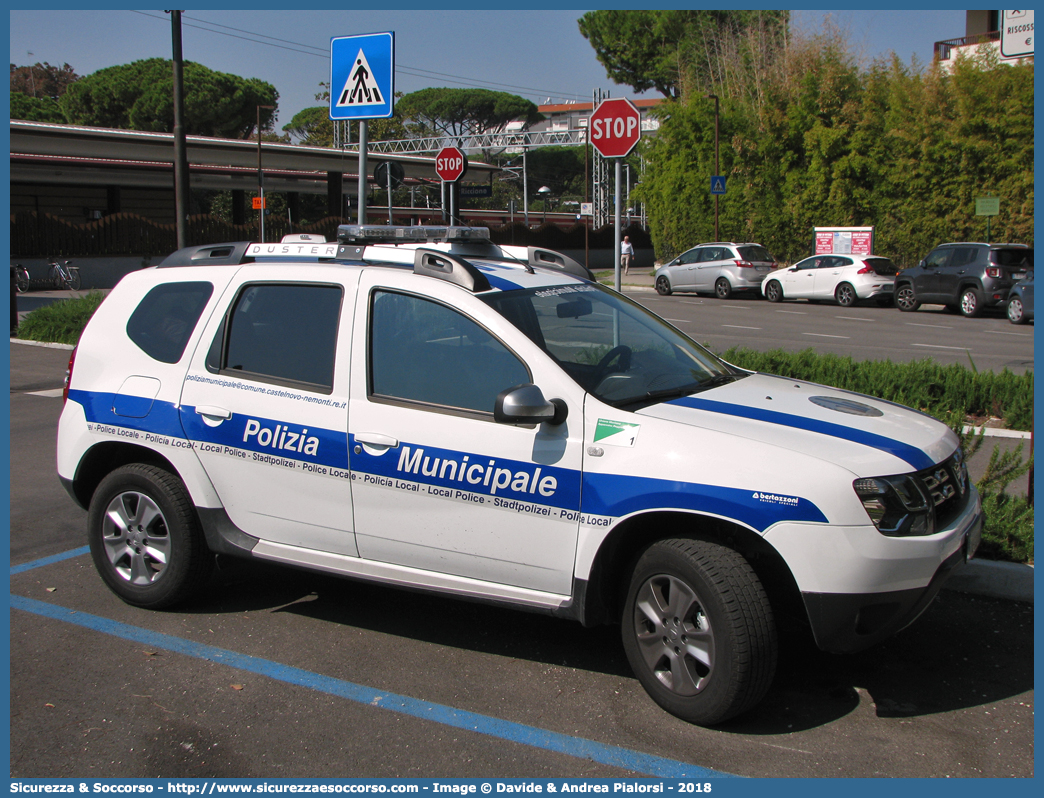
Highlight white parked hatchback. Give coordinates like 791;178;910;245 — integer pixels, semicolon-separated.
762;253;898;307
57;226;980;726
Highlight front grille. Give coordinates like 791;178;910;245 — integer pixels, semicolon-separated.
915;450;969;530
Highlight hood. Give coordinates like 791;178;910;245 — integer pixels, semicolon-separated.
637;373;956;476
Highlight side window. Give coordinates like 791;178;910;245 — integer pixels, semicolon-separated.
951;247;979;268
208;283;342;393
678;249;700;265
699;247;723;262
369;290;529;415
831;257;854;268
127;281;213;364
924;249;952;269
796;258;819;270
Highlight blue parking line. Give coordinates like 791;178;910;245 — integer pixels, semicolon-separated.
9;555;735;779
10;545;91;575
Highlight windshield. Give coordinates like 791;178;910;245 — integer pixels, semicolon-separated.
482;282;742;407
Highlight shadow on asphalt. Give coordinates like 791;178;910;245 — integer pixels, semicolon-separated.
179;558;1033;734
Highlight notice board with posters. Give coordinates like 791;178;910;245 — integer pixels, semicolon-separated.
814;226;874;255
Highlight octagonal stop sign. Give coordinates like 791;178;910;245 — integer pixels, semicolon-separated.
589;98;642;158
435;146;468;182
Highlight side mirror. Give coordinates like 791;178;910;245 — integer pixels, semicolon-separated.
494;383;568;426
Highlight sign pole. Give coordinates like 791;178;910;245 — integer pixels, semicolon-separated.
614;159;622;293
357;121;368;225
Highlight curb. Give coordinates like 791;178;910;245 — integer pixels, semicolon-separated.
10;338;75;350
945;558;1034;603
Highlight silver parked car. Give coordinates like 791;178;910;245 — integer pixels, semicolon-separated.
654;242;777;298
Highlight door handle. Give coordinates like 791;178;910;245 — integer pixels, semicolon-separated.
354;432;399;448
195;405;232;420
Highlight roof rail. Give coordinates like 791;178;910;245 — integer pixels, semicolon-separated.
158;242;254;267
413;248;491;293
527;247;593;280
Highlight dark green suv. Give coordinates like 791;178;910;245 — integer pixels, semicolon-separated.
895;243;1033;317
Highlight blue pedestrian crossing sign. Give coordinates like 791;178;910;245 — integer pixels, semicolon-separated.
330;32;395;120
710;176;727;195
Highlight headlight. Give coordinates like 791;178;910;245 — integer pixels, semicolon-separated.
853;475;934;537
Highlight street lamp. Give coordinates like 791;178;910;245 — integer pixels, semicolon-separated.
705;94;719;241
256;104;275;242
538;185;551;224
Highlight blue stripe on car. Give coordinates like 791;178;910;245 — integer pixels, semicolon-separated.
667;395;934;471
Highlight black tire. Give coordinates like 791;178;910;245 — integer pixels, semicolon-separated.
714;278;733;300
14;268;29;293
64;267;81;291
895;284;920;312
88;464;213;609
655;275;673;296
960;287;984;318
764;280;783;303
621;537;777;725
834;282;857;307
1007;295;1027;324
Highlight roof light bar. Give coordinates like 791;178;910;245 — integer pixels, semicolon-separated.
336;224;491;244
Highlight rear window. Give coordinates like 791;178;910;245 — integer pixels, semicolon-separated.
126;281;213;364
737;246;773;262
864;257;898;276
991;248;1033;269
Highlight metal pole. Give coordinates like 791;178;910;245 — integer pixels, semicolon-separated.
358;120;368;225
584;122;589;270
614;158;622;293
387;167;393;224
257;106;263;242
711;95;720;241
523;147;529;227
171;11;189;250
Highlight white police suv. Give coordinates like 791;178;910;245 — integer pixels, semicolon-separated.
57;225;982;725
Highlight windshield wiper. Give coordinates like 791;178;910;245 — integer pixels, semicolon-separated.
691;373;743;393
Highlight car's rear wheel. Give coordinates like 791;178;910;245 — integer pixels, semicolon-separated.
621;537;777;726
88;464;213;609
1007;295;1027;324
655;276;673;296
714;278;733;300
896;285;920;312
834;282;857;307
764;280;783;303
960;287;984;318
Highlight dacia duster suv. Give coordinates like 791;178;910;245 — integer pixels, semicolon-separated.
895;242;1033;317
57;226;982;726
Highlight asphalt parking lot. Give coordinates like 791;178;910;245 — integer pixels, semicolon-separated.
8;341;1035;779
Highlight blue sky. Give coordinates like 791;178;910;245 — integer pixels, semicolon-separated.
9;8;968;130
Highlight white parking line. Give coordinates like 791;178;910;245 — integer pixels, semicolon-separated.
836;316;874;322
905;322;953;329
803;333;850;339
26;389;64;398
911;343;972;351
984;330;1033;337
776;310;807;315
722;325;762;330
664;318;692;323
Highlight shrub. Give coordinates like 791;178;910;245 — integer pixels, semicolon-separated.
15;292;106;346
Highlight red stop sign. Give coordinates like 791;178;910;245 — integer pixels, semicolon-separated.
589;98;642;158
435;146;468;182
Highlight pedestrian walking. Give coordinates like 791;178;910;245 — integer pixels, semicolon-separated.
621;235;634;275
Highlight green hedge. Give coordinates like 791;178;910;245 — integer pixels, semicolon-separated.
719;347;1033;432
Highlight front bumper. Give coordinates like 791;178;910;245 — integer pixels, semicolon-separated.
801;499;983;653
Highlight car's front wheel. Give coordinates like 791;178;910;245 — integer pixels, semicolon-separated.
714;278;733;300
88;464;213;609
1007;295;1027;324
764;280;783;303
960;287;984;318
621;537;777;726
896;285;920;312
834;282;857;307
655;276;673;296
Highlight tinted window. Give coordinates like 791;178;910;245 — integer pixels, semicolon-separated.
794;257;821;271
950;246;979;268
923;249;952;269
992;248;1033;268
370;291;529;414
215;283;341;392
737;246;773;262
699;247;725;262
127;281;213;364
677;249;701;265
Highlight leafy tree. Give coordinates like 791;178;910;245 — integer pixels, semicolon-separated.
284;85;415;146
395;88;542;139
59;58;278;138
10;61;79;99
10;92;65;122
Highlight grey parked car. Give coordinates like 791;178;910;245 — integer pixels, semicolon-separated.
1006;270;1034;324
654;242;777;298
895;242;1033;317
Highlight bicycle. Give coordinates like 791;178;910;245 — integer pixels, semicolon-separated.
13;264;30;293
47;259;81;291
